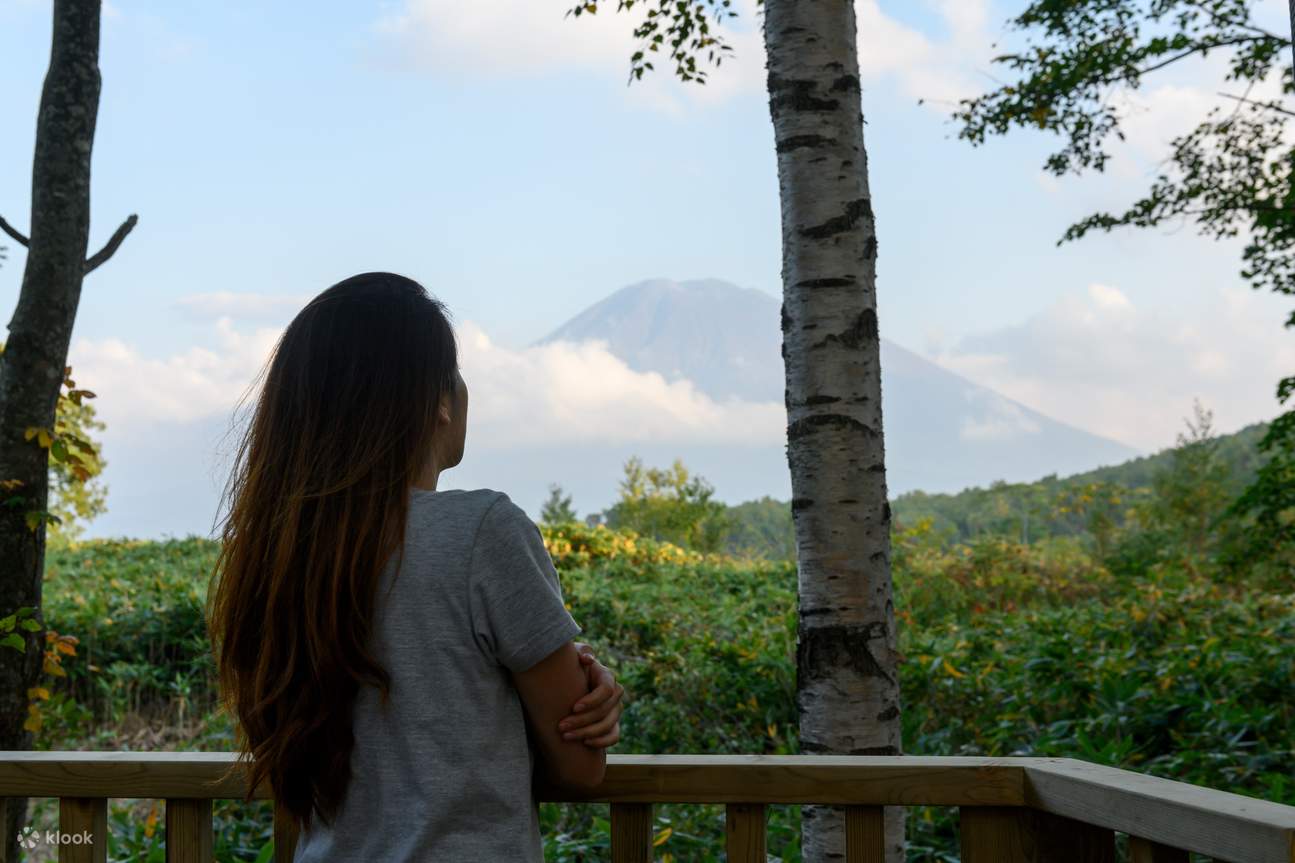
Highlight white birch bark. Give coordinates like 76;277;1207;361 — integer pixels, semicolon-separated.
761;1;905;860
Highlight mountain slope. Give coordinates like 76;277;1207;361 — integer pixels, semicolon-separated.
533;277;1142;495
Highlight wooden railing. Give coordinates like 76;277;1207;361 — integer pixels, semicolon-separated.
2;753;1293;862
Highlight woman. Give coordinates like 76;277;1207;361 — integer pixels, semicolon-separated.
206;272;625;861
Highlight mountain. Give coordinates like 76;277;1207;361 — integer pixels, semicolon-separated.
532;277;1142;496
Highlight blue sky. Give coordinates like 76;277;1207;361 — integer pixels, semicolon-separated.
0;0;1292;537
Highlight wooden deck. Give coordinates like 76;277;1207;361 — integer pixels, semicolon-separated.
1;753;1293;861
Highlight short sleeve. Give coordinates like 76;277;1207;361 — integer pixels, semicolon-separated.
469;494;583;673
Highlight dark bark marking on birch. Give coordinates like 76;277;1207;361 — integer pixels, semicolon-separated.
790;497;814;512
771;134;833;154
876;705;900;721
804;394;840;406
800;197;873;240
793;276;855;289
829;74;860;93
787;413;873;441
837;308;877;350
767;73;840;112
797;621;895;687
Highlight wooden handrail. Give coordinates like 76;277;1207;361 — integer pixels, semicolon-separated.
0;753;1291;862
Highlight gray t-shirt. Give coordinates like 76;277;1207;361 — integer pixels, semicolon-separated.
292;487;583;863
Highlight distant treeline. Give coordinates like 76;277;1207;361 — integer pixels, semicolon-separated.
709;420;1272;562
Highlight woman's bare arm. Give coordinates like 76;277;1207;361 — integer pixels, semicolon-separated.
511;640;607;790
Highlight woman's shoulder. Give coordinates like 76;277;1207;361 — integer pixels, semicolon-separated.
421;487;517;515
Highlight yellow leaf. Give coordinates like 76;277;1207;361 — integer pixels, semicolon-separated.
27;687;50;700
767;722;778;738
942;659;965;679
37;429;52;448
43;656;65;677
55;640;76;656
23;703;41;733
653;826;672;846
23;427;37;442
144;801;159;838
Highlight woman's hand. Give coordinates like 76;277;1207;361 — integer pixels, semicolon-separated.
557;642;624;748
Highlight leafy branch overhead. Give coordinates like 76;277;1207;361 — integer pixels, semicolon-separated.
950;0;1293;293
564;0;765;85
950;0;1295;555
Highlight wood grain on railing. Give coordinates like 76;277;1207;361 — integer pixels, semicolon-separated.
1129;836;1190;863
726;802;766;861
610;801;651;862
1;753;1291;863
844;804;884;863
164;798;212;863
1023;758;1294;863
57;796;105;863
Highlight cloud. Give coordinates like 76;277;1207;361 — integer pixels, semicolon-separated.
367;0;996;113
457;322;784;445
958;391;1042;442
171;291;316;323
68;317;283;429
66;316;785;446
926;282;1295;451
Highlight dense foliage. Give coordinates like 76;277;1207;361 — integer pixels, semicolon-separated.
20;453;1292;860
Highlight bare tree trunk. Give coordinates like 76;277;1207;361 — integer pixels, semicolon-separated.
761;1;905;861
1;2;104;860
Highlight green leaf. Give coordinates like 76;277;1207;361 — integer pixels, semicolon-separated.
51;438;68;463
0;614;14;632
0;633;24;652
20;619;41;632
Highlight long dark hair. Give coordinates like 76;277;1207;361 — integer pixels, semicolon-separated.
205;272;459;831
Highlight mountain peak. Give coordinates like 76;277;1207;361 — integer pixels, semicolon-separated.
533;277;1140;494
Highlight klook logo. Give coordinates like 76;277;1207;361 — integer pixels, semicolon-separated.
16;826;38;849
13;826;95;848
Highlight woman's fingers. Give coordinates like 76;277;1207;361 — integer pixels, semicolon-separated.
563;702;621;742
582;722;621;748
560;684;625;733
571;660;615;713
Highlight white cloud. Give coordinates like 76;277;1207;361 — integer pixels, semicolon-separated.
958;392;1042;442
171;291;315;322
366;0;996;113
927;282;1295;450
69;317;282;429
66;316;785;446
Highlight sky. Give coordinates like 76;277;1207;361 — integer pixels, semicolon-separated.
0;0;1292;538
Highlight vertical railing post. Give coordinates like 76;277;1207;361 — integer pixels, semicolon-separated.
962;807;1116;863
961;807;1034;863
58;797;107;863
726;803;766;861
165;798;213;863
845;805;885;863
1128;836;1189;862
610;802;652;863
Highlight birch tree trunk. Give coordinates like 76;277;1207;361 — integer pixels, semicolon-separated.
0;2;106;860
762;1;905;860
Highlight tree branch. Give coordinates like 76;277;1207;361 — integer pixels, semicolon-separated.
0;216;29;247
1130;36;1272;81
83;214;137;275
1217;91;1295;118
